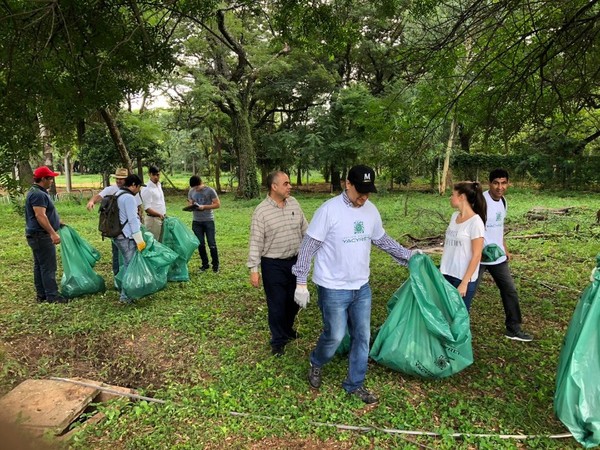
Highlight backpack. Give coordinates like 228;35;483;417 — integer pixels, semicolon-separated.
98;189;133;238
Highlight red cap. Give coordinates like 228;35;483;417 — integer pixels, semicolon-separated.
33;166;60;178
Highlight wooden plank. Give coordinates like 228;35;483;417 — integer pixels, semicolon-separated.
0;379;99;435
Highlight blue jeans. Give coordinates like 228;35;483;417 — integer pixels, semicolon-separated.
114;237;137;301
26;232;59;300
443;274;477;312
192;221;219;270
311;283;372;393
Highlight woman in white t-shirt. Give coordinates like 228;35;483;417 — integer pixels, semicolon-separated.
439;181;487;311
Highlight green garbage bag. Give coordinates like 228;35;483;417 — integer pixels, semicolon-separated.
141;229;179;287
161;217;199;282
369;254;473;378
116;230;179;299
482;244;505;263
121;251;164;300
58;225;106;298
554;254;600;448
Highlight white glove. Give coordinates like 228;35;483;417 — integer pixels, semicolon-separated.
294;285;310;309
132;231;146;251
591;267;597;282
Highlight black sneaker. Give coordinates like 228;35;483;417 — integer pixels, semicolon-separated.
308;364;322;389
505;330;533;342
349;386;378;404
48;296;68;304
212;267;219;273
36;296;46;303
200;266;210;272
271;345;285;357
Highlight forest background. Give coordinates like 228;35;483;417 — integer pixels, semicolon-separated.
2;0;600;197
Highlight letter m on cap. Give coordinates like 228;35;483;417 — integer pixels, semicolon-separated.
364;173;371;181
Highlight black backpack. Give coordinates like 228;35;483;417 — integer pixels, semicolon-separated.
98;189;133;238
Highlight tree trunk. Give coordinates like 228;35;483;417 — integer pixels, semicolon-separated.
214;135;222;193
440;115;457;195
330;164;342;193
64;154;72;192
38;117;57;196
18;160;34;190
99;107;133;171
296;166;302;186
231;105;259;199
136;157;144;181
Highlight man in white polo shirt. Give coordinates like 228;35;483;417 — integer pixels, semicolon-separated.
143;165;166;241
292;165;420;404
477;168;533;342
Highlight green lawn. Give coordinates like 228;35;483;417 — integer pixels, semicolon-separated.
1;187;598;449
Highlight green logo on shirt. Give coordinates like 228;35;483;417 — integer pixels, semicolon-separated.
354;221;364;234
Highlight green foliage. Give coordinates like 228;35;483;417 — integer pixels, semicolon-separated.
1;187;598;448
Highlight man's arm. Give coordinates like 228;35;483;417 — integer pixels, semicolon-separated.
372;233;415;266
291;235;323;285
247;211;265;288
33;206;60;244
86;194;102;211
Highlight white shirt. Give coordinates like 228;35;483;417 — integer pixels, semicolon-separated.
440;212;485;281
481;190;507;266
307;194;385;290
99;184;142;207
142;180;166;215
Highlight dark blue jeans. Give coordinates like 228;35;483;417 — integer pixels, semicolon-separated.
311;283;372;393
261;256;299;348
443;274;477;312
192;221;219;270
26;232;59;300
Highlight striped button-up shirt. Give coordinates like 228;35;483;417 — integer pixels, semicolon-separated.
247;195;308;272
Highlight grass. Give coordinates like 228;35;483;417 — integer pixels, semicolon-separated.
1;186;599;449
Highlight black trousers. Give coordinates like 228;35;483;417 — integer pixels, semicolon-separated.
261;256;300;348
477;261;523;333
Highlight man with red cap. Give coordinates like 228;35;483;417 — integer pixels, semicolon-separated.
24;166;67;304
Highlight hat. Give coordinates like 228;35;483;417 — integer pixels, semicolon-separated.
112;168;129;179
123;174;146;187
347;165;377;194
33;166;59;178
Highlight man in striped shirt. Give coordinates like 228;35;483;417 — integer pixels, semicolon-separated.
247;171;309;356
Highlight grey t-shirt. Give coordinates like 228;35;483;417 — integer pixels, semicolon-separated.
188;186;218;222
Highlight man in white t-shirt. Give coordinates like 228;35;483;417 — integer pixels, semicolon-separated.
292;165;419;404
86;167;143;277
143;166;167;241
477;168;533;342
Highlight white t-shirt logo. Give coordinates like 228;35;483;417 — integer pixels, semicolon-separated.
354;220;365;234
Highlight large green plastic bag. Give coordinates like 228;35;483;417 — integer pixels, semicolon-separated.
121;251;164;300
554;255;600;448
369;254;473;378
116;230;178;299
58;225;106;298
161;217;199;282
141;229;179;287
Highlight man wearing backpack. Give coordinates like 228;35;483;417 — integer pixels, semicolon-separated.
113;174;146;304
25;166;67;304
87;168;143;277
477;168;533;342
